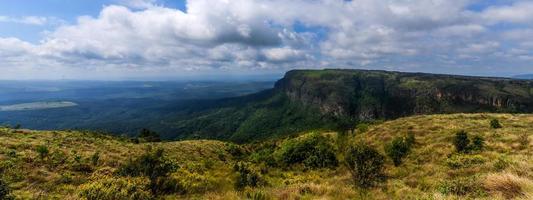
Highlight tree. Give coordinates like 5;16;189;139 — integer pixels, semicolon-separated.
345;143;385;189
453;130;470;153
138;128;161;142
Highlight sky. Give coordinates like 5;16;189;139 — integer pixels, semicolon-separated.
0;0;532;80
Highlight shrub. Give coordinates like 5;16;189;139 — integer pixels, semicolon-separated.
406;132;416;146
344;143;385;189
172;168;218;194
35;145;49;160
0;178;14;200
91;152;100;166
116;148;177;195
234;161;263;189
453;131;470;153
275;133;338;169
385;136;413;166
446;154;486;169
493;156;511;172
137;128;161;142
470;135;485;151
79;177;153;200
490;119;502;129
438;177;484;196
245;190;270;200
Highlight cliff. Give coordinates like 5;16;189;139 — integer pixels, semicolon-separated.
275;69;533;120
172;69;533;142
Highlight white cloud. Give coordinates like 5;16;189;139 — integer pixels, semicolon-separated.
482;1;533;24
0;0;533;79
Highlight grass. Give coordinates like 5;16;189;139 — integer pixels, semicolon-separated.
1;113;532;199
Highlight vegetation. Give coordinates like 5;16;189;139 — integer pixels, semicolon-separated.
275;133;338;169
384;134;414;166
137;128;161;142
453;130;486;153
0;178;14;200
345;143;385;188
1;113;533;199
116;147;177;195
490;118;503;129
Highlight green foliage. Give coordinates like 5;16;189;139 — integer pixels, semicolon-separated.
438;177;485;196
137;128;161;142
453;130;471;153
226;143;246;159
275;133;338;169
344;143;385;189
453;131;485;153
446;154;486;169
493;156;511;172
385;134;414;166
490;119;502;129
233;161;263;189
470;135;485;151
116;147;177;195
91;152;100;166
0;178;14;200
356;123;369;133
13;124;21;129
79;177;153;200
245;190;270;200
35;145;49;160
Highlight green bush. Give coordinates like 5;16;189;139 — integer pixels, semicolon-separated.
438;177;484;196
171;168;218;194
91;152;100;166
453;131;485;153
470;135;485;151
0;178;14;200
384;136;412;166
453;130;471;153
490;119;502;129
35;145;49;160
234;161;263;189
446;154;486;169
493;156;511;172
344;143;385;189
79;177;153;200
116;148;177;195
275;133;338;169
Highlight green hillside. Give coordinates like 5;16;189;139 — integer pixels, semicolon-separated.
1;113;532;199
171;69;533;142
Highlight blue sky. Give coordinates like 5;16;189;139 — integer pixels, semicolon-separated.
0;0;532;80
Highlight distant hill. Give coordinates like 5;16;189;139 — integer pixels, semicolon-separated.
512;74;533;80
172;69;533;142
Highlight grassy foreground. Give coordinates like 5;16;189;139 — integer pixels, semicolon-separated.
1;113;532;199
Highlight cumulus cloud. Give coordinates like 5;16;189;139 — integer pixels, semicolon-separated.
0;0;532;79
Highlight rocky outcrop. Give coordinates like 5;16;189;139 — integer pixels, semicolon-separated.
275;69;533;120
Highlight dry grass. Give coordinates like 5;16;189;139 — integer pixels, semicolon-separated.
1;113;533;199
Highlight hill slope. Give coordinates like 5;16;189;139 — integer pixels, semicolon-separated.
172;69;533;142
1;113;532;199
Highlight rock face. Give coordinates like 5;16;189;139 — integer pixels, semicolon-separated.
275;69;533;120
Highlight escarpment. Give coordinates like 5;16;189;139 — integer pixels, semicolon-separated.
275;69;533;120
